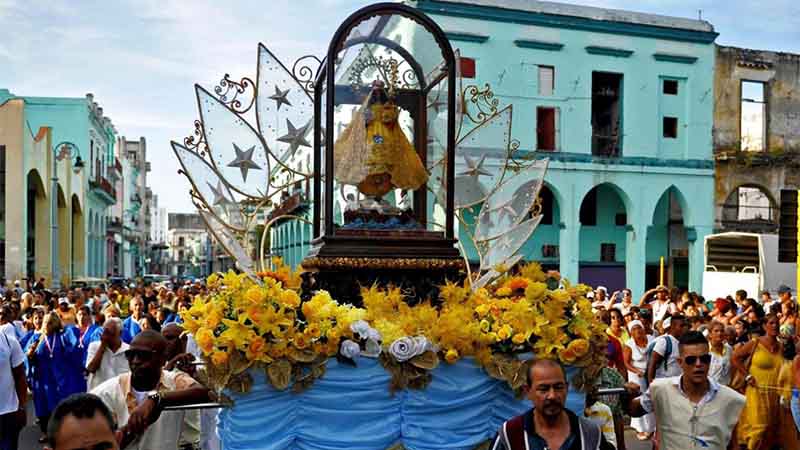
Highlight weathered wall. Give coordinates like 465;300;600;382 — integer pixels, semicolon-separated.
714;46;800;231
714;46;800;152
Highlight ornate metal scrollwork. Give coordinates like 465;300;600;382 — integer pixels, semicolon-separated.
214;74;256;114
463;83;500;125
291;55;323;95
183;120;209;156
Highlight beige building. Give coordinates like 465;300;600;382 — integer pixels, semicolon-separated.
0;97;86;284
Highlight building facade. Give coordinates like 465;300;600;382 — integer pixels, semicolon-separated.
713;46;800;233
414;0;718;295
0;90;118;284
166;213;209;278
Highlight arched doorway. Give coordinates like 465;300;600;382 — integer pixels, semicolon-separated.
71;194;85;280
646;186;690;290
26;170;48;281
578;183;629;291
521;184;560;270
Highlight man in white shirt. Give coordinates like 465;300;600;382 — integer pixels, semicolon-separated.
646;315;688;385
641;285;674;323
625;331;745;450
0;328;27;450
91;330;211;450
86;317;129;391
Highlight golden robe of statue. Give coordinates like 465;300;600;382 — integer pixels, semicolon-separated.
333;85;428;199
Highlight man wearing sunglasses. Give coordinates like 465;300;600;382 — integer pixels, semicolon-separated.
91;330;211;450
624;330;745;450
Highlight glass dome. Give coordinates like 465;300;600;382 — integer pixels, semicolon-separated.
312;3;456;242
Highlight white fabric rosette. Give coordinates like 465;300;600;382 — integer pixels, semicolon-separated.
340;339;361;359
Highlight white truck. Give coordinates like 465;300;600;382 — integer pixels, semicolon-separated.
702;232;796;301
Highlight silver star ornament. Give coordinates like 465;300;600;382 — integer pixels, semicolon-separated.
227;143;262;182
277;119;311;156
269;85;292;111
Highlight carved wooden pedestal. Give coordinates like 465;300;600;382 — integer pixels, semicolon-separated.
301;229;465;306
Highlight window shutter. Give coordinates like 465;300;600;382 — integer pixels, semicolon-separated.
538;66;554;96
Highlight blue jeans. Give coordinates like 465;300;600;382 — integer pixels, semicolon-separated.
792;388;800;434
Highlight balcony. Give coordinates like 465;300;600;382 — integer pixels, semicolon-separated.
267;191;307;222
107;158;123;182
89;175;116;205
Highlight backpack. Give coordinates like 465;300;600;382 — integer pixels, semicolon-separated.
642;335;672;388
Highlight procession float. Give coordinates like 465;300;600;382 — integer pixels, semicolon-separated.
170;3;608;449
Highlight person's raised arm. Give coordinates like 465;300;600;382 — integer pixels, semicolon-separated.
731;339;757;378
639;288;656;305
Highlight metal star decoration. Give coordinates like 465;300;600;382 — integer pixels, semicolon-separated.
277;119;311;156
459;153;491;178
227;143;262;182
268;85;292;111
206;180;230;207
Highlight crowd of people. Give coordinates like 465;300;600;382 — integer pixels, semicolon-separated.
522;283;800;450
0;277;216;450
3;275;800;450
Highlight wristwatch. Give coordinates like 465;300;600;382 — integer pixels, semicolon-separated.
147;392;163;411
745;375;753;383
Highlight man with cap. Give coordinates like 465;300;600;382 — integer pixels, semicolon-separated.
641;285;675;323
55;297;76;327
646;314;688;385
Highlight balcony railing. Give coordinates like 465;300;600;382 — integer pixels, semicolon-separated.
89;175;116;202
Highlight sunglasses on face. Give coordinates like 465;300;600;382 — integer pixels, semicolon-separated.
124;349;159;361
684;354;712;365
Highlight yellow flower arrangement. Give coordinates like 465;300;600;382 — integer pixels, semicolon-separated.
185;260;606;396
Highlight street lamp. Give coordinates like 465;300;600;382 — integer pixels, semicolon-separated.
51;141;83;289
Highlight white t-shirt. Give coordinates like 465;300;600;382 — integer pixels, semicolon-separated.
586;402;617;449
652;334;682;379
709;343;733;386
92;370;198;450
0;323;17;343
652;300;676;323
0;332;25;415
85;341;130;391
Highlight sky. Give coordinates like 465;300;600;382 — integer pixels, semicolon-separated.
1;0;798;214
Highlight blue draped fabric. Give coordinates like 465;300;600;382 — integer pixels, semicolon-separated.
219;358;587;450
26;329;86;417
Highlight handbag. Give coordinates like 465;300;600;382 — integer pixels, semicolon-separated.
730;339;757;393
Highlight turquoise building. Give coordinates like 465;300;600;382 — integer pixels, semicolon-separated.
270;0;718;297
415;0;718;295
0;89;117;281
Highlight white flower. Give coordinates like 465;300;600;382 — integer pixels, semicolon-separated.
362;339;382;358
340;339;361;359
412;336;430;355
366;327;381;342
350;320;371;337
389;337;419;362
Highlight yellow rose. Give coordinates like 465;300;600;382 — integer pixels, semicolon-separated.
293;333;309;349
246;336;268;362
497;324;512;341
244;286;265;304
479;319;491;333
566;338;590;358
279;290;301;309
496;287;512;297
206;273;220;286
195;328;215;355
524;282;548;301
559;347;577;364
512;333;527;345
445;349;459;364
210;350;229;366
305;323;322;339
475;304;491;317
